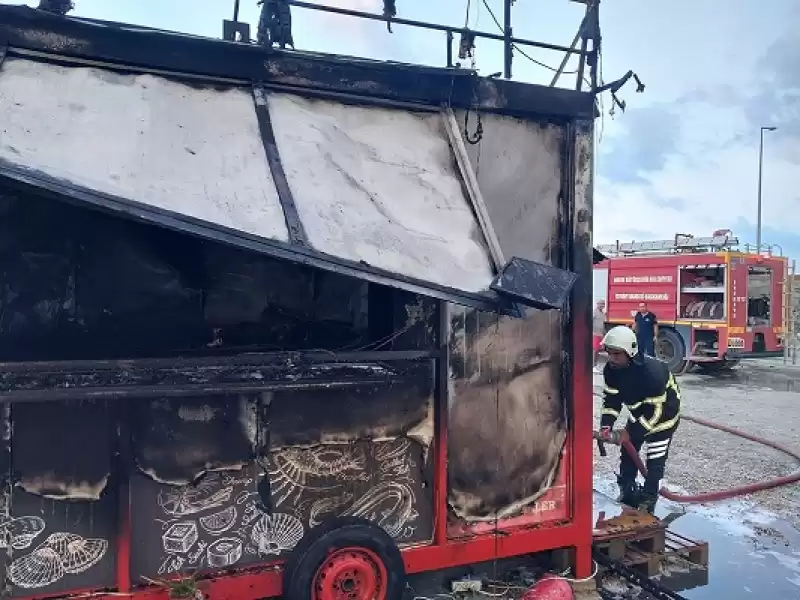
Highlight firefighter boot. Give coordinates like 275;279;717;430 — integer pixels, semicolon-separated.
616;476;642;509
637;493;658;515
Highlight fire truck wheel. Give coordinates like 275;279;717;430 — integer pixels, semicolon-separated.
283;517;406;600
656;328;686;374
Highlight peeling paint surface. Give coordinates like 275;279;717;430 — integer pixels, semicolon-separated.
0;58;288;243
447;116;568;522
268;93;495;293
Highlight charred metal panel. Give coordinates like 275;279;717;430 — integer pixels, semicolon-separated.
1;486;117;596
130;396;261;486
454;112;565;264
130;466;264;578
490;258;578;311
0;186;376;362
267;361;434;449
447;113;569;521
0;58;289;244
0;355;430;402
12;400;114;500
0;5;596;120
129;438;431;579
448;309;565;521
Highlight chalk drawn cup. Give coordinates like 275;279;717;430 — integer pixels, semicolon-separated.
207;538;243;568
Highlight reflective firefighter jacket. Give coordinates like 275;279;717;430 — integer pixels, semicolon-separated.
600;355;681;437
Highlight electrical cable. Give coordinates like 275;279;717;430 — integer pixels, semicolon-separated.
480;0;578;75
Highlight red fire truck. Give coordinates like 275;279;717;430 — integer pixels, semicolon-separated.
594;233;788;373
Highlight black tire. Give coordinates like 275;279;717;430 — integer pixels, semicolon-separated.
656;328;687;374
283;517;406;600
697;359;740;374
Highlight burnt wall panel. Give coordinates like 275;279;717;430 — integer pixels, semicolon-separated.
447;113;568;521
455;112;565;264
130;465;263;578
130;395;262;486
268;364;435;449
12;400;114;500
130;438;431;580
267;438;431;545
1;486;117;596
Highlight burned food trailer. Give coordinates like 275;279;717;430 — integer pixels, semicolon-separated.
0;4;595;600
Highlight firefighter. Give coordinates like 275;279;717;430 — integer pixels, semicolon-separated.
597;325;681;514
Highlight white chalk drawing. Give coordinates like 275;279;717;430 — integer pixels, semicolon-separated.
250;513;304;556
240;503;261;527
187;541;208;566
199;506;237;536
207;537;243;568
268;446;367;506
373;438;412;462
40;533;108;574
307;493;353;528
373;439;417;480
8;532;108;589
8;548;64;589
221;475;254;487
235;490;259;505
0;516;46;550
162;522;199;554
158;473;234;517
158;554;185;576
310;482;418;539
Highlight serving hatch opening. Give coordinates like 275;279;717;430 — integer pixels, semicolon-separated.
0;56;577;316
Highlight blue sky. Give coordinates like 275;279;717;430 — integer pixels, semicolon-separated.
22;0;800;260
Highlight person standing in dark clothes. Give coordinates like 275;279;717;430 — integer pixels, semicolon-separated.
633;302;658;357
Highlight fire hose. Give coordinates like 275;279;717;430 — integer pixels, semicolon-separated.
594;413;800;503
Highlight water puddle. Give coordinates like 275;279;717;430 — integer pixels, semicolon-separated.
685;364;800;393
662;508;800;598
594;483;800;598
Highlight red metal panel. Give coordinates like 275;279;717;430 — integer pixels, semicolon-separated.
567;251;594;578
461;448;570;536
605;261;679;322
20;522;595;600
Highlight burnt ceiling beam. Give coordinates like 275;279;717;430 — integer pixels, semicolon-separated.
0;376;423;403
252;85;307;247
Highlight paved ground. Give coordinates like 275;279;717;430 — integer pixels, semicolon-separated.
592;359;800;598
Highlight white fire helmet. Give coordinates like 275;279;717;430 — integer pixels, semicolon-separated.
601;326;638;357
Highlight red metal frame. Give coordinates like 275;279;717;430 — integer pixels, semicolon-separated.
18;309;594;600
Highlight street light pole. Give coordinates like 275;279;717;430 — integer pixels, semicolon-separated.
756;125;777;254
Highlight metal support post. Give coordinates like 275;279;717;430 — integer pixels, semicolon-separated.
503;0;513;79
756;126;777;254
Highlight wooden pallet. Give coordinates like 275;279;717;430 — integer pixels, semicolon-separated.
664;530;709;567
620;533;708;577
595;529;708;578
594;526;666;561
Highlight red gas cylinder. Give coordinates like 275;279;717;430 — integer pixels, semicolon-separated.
519;574;573;600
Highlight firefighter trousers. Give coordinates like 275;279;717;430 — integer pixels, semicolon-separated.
620;419;680;497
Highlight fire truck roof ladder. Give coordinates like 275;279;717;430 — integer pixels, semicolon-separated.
596;233;739;256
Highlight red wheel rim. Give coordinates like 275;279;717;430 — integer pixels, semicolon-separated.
312;547;388;600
